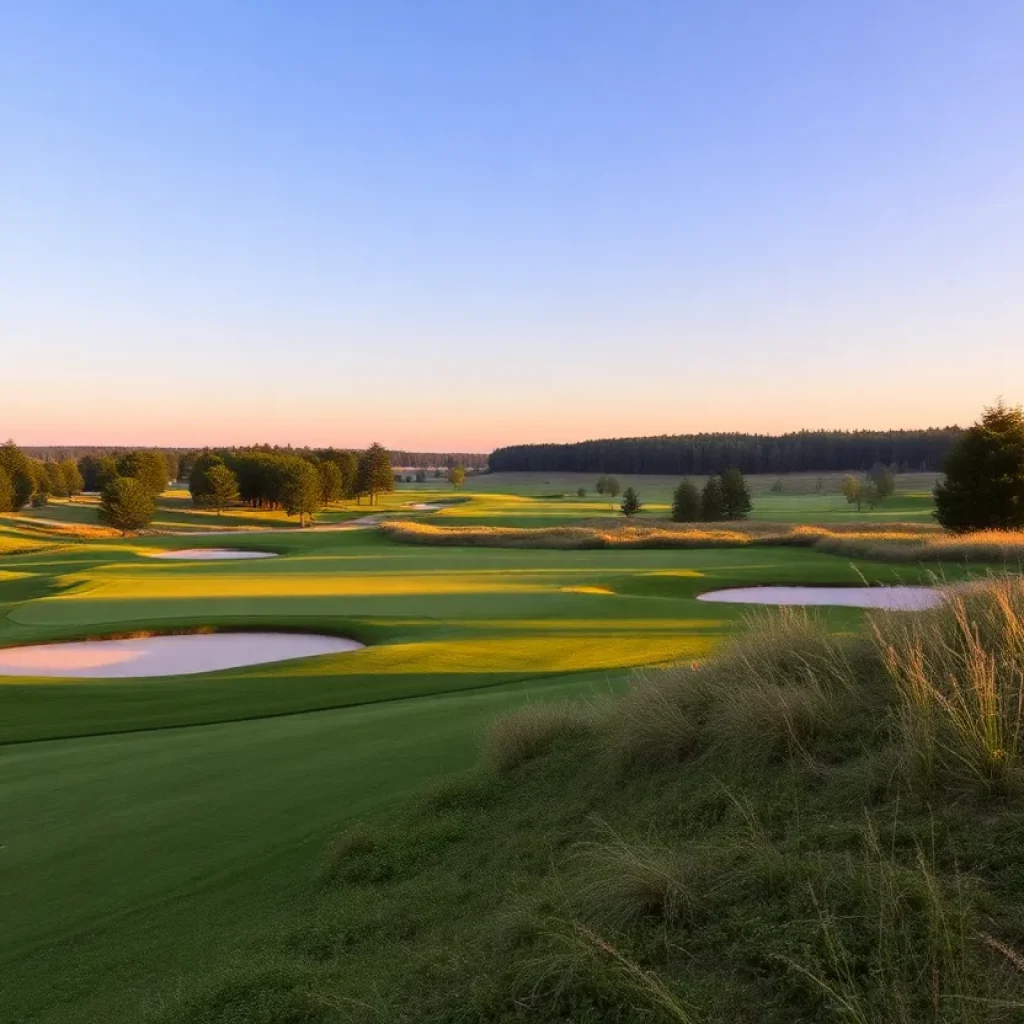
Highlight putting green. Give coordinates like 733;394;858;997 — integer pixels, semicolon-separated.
0;507;948;1023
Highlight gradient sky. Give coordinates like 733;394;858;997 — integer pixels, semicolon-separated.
3;1;1022;451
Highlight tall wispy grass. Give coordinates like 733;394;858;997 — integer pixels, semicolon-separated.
873;576;1024;795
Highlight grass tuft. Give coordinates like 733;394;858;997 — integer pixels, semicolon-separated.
874;575;1024;795
484;699;600;772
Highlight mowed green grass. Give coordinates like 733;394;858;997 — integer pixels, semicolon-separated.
0;511;949;1023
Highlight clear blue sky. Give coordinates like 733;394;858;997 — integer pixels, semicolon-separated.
3;1;1022;450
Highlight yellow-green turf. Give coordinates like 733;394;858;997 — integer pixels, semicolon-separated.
0;508;953;1023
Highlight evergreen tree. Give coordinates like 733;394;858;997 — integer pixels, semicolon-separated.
720;469;753;520
356;443;394;505
317;460;344;505
0;441;34;510
935;401;1024;532
99;477;156;535
204;464;240;515
447;466;466;490
189;453;226;507
117;451;168;497
620;487;641;517
281;460;322;526
671;479;701;522
700;476;726;521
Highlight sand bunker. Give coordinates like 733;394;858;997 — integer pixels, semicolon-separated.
408;503;444;511
148;548;278;560
697;586;941;610
0;632;363;678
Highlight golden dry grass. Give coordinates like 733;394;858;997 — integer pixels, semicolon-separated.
382;519;1024;563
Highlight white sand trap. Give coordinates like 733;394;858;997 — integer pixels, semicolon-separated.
148;548;278;560
408;503;443;511
0;633;363;678
697;586;942;610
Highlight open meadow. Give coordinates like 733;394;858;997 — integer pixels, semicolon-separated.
2;477;1021;1022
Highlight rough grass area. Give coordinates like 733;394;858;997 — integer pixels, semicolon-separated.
152;576;1024;1024
383;518;1024;563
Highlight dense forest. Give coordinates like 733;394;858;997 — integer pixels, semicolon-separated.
22;446;488;472
488;429;962;475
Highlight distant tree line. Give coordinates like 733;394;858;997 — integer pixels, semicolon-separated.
488;429;962;476
24;446;486;474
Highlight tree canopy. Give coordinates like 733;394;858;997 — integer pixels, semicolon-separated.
935;402;1024;532
447;466;466;490
116;451;168;497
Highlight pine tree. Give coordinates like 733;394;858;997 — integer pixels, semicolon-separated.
620;487;641;517
671;479;701;522
720;469;752;520
356;443;394;505
204;464;240;515
935;401;1024;532
700;476;725;521
281;460;322;526
99;478;156;535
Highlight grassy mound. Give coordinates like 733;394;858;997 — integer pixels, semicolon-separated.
383;518;1024;563
154;576;1024;1023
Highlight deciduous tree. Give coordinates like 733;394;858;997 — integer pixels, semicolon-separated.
0;441;34;510
447;466;466;490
